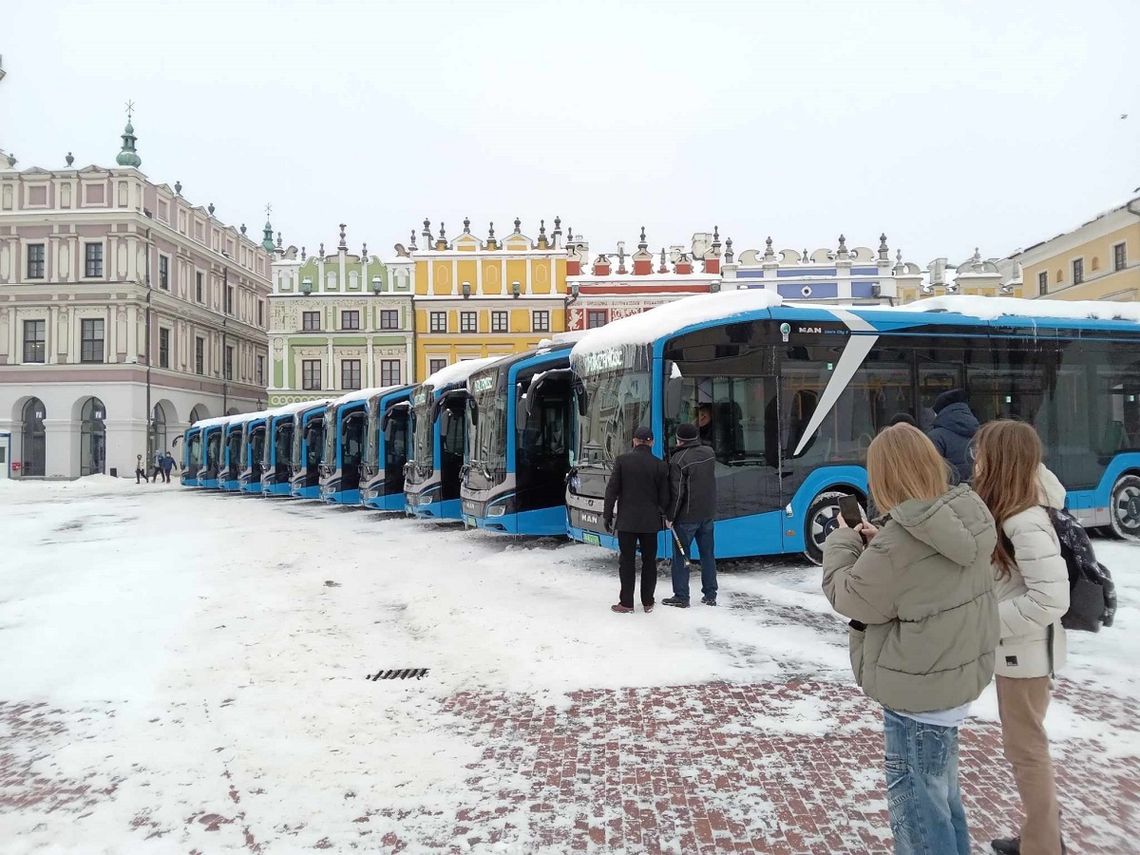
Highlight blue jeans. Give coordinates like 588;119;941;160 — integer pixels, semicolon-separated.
882;709;970;855
670;519;717;601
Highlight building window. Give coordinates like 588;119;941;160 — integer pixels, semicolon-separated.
532;310;550;333
84;243;103;278
225;285;234;315
587;309;607;329
430;311;447;333
159;255;170;290
195;271;204;303
195;336;205;375
1038;271;1048;294
302;311;320;331
1115;242;1127;272
428;358;448;375
80;318;104;363
380;359;401;386
159;327;170;368
491;311;509;333
341;309;360;330
224;345;234;380
341;359;361;390
22;320;46;363
380;309;399;330
460;311;477;333
1072;258;1084;286
257;300;264;327
302;359;322;390
26;244;45;279
256;354;265;386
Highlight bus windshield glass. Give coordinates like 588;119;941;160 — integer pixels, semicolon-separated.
291;416;303;470
410;387;435;477
323;407;337;466
467;369;507;488
578;369;651;467
363;400;380;469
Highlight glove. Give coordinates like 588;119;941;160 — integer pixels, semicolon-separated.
603;517;614;533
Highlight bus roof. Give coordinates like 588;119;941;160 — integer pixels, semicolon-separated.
328;385;405;408
226;409;273;427
895;294;1140;324
423;355;504;390
269;399;332;419
471;339;575;378
191;415;231;430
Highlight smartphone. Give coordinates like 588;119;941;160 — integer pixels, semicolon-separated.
838;495;863;528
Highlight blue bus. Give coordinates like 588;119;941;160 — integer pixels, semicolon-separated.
260;401;318;497
405;356;503;519
461;342;577;535
178;423;204;487
319;387;401;505
220;414;257;492
239;411;270;494
290;400;331;499
361;384;415;511
196;416;229;490
566;291;1140;563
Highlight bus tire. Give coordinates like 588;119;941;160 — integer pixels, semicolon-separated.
1108;474;1140;542
804;490;863;566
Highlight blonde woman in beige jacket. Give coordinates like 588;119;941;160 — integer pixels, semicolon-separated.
973;420;1069;855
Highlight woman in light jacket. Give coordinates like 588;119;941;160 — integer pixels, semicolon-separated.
823;424;999;855
973;420;1069;855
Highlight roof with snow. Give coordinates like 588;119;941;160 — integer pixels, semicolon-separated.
896;295;1140;323
328;385;405;408
423;355;505;390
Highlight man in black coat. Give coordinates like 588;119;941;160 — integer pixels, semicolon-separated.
663;422;719;607
603;425;670;614
927;389;980;483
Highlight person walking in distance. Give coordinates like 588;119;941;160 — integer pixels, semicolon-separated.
822;423;999;855
150;450;163;485
161;451;176;484
603;425;670;614
973;421;1069;855
663;422;718;607
135;454;148;484
927;389;980;483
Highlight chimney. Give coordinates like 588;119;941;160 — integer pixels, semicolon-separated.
674;253;694;275
592;253;611;276
632;226;653;275
703;225;722;275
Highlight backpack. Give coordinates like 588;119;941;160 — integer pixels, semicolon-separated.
1045;507;1117;632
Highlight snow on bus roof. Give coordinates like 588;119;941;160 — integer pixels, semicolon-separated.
266;399;333;419
190;415;231;429
571;290;784;357
329;385;405;407
423;355;505;388
896;295;1140;323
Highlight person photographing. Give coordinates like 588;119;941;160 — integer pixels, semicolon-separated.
603;426;669;614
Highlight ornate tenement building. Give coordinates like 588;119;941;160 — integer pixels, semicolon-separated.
392;217;568;381
0;116;271;479
267;225;413;406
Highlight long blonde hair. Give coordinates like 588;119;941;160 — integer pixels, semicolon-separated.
866;424;950;513
972;420;1042;577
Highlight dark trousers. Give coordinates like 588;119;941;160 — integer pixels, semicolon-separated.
136;467;147;484
617;531;658;608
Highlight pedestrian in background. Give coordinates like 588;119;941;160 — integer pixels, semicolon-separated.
135;454;148;484
150;451;163;484
663;422;718;608
928;389;980;483
161;451;176;484
822;423;998;855
972;420;1069;855
603;425;669;614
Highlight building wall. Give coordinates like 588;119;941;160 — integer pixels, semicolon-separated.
0;161;271;478
1019;214;1139;301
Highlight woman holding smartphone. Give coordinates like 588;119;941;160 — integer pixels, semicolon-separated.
972;420;1069;855
822;423;999;855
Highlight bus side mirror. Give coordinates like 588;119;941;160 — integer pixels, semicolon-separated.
574;377;588;417
440;409;452;433
516;397;529;431
665;367;682;418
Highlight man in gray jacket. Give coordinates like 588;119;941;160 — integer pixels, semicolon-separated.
663;422;718;607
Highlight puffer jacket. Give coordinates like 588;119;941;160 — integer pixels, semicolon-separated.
822;484;999;714
928;402;980;483
667;439;717;523
993;465;1069;678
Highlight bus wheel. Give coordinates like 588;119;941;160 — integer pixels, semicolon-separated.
804;490;861;566
1108;474;1140;542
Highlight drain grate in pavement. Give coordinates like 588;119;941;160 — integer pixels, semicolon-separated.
366;668;429;681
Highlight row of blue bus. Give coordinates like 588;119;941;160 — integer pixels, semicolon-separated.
181;292;1140;563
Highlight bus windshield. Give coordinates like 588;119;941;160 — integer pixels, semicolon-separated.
468;369;507;488
323;407;337;466
291;416;303;470
578;369;652;467
410;388;435;477
363;400;380;469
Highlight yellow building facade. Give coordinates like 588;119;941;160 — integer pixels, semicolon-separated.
388;218;569;381
1013;195;1140;302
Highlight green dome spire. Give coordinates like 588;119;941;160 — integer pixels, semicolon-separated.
116;104;141;168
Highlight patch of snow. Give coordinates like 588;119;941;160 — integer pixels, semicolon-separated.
328;384;404;407
571;290;784;357
423;355;505;389
897;295;1140;323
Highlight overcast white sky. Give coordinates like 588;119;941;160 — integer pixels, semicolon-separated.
2;0;1137;266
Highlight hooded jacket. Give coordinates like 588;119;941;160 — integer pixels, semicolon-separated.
667;439;717;523
928;402;980;482
992;464;1069;678
822;484;999;714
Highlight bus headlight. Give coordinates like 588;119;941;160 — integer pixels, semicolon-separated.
487;494;516;518
568;475;581;495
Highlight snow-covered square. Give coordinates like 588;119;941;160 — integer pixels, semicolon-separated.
1;477;1137;853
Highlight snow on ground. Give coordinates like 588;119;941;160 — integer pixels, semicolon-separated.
0;477;1137;852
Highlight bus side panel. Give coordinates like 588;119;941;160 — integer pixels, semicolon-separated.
364;492;407;512
475;505;568;536
780;465;869;554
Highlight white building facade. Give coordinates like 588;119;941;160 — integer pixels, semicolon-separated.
0;121;272;479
